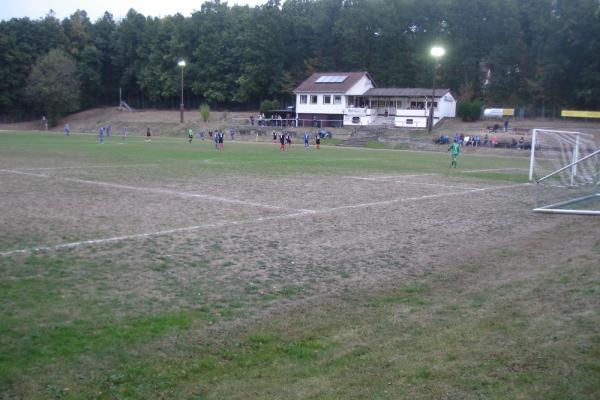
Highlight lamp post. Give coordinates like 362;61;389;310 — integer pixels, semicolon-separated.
427;46;445;134
178;59;186;123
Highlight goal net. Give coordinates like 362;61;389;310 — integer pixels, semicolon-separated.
529;129;600;215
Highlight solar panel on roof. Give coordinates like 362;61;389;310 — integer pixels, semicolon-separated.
315;75;348;83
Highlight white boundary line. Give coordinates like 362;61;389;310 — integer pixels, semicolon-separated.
328;183;527;212
461;167;527;173
0;211;312;257
15;164;160;171
0;183;528;257
346;173;438;181
0;169;314;213
346;174;481;190
393;180;482;190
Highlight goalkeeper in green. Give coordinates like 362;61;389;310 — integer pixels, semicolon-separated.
448;141;460;168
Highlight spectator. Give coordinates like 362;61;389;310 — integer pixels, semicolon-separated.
491;134;498;147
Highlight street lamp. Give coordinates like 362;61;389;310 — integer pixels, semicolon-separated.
427;46;445;134
178;59;186;123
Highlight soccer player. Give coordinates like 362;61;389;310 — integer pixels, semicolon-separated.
99;126;104;144
303;131;310;149
106;125;111;143
448;140;460;168
188;128;194;143
279;133;285;151
315;132;321;150
122;126;128;141
64;123;70;136
145;127;152;142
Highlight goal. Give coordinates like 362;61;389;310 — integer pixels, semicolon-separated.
528;129;600;215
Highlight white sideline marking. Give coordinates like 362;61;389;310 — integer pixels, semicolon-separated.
0;182;528;257
347;175;479;190
328;183;528;212
0;211;312;257
393;180;482;190
0;169;314;213
347;173;438;181
16;164;160;171
461;167;526;173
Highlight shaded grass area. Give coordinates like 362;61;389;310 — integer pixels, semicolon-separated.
1;234;598;399
0;131;529;182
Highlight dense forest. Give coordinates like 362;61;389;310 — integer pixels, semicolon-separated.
1;0;599;123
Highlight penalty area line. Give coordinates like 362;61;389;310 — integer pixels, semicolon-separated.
346;173;438;181
0;183;527;257
461;167;527;173
14;164;161;171
0;211;313;258
328;183;529;211
0;168;313;214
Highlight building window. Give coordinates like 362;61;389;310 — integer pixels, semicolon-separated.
300;95;307;104
334;95;342;104
410;101;425;109
352;117;360;124
406;119;413;125
323;95;331;104
310;95;318;104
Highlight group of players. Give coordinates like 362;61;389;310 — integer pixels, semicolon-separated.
94;125;326;153
274;131;321;151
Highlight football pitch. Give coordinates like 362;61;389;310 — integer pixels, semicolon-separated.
1;132;599;399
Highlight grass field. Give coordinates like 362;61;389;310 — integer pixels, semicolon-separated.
1;131;599;399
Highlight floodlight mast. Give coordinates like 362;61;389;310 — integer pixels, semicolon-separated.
178;60;186;123
428;46;445;134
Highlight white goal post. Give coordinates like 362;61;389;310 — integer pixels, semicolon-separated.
528;129;600;215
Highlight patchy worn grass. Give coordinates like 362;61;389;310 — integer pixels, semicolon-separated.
0;131;596;398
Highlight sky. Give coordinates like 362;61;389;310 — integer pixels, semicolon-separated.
0;0;270;22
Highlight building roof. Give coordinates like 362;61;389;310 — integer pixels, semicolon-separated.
364;88;451;97
294;72;374;94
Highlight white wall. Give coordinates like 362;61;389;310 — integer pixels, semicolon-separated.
346;75;375;95
295;74;375;115
437;93;456;118
296;94;347;115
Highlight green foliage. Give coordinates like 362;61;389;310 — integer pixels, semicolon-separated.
199;103;210;122
259;99;281;116
24;49;80;125
457;101;483;122
1;0;600;114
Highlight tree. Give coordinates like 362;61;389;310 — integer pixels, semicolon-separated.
199;102;210;122
25;49;80;125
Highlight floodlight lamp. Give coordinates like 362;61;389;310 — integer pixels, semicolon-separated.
178;60;186;68
430;46;445;58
